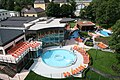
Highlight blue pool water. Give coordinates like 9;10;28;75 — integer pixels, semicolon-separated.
70;30;80;39
99;30;110;37
42;49;76;67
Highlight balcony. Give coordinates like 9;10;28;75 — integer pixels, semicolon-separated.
0;41;42;64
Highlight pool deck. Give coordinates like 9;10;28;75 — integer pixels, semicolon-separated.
29;40;92;79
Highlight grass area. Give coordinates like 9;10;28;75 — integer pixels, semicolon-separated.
88;49;120;76
80;31;89;38
69;22;75;28
95;37;111;45
85;70;112;80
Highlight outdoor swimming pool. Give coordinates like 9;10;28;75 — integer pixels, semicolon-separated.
42;49;77;67
99;30;111;37
70;30;80;39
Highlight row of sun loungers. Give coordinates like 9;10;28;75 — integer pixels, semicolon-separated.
73;45;90;64
63;45;89;77
7;41;40;58
97;42;108;49
74;37;83;42
63;65;86;77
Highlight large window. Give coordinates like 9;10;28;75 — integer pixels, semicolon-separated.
5;45;13;54
0;50;3;54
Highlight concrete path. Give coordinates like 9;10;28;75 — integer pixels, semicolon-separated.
89;66;120;79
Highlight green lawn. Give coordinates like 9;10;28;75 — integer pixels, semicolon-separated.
69;22;75;28
88;49;120;76
85;70;112;80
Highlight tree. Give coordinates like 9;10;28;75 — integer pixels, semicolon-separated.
6;0;14;10
80;0;120;28
69;0;76;12
0;0;34;11
0;0;6;9
109;20;120;53
14;0;34;10
14;5;22;11
46;2;60;17
60;4;72;17
0;0;2;8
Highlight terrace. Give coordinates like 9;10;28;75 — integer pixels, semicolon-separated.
0;41;42;63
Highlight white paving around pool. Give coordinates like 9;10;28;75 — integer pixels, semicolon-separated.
29;43;91;79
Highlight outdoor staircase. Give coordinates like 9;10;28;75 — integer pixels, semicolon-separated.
0;65;16;78
83;37;90;44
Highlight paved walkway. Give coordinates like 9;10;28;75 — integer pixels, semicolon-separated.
93;44;115;53
89;66;120;79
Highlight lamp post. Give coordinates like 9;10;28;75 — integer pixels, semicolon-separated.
95;43;98;60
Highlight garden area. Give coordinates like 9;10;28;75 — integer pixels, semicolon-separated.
88;49;120;76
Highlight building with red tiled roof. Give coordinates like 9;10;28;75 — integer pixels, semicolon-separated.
0;28;42;77
77;21;95;31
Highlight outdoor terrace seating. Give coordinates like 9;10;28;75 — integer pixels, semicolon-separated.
63;65;86;77
97;42;108;49
75;37;83;42
73;45;90;64
7;41;41;58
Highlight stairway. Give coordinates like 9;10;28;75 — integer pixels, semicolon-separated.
0;65;16;78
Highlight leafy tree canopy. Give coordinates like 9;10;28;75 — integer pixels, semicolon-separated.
109;20;120;53
80;0;120;28
60;4;73;17
46;1;76;17
46;2;60;17
0;0;34;11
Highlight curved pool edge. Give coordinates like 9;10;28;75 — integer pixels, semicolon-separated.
42;49;77;68
30;45;89;79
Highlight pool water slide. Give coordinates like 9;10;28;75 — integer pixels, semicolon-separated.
70;30;85;41
95;29;112;37
83;37;90;44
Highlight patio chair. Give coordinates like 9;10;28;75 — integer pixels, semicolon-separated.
97;42;108;49
63;72;67;77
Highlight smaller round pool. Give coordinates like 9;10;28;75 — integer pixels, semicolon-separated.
42;49;76;68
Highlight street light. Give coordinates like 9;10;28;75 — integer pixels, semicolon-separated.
95;43;98;60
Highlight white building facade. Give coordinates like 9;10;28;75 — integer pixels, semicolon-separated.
9;11;20;17
75;0;92;16
0;9;10;21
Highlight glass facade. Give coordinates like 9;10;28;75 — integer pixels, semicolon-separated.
37;28;64;47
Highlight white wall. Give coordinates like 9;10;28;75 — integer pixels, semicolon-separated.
0;47;4;55
0;10;10;21
9;11;20;17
